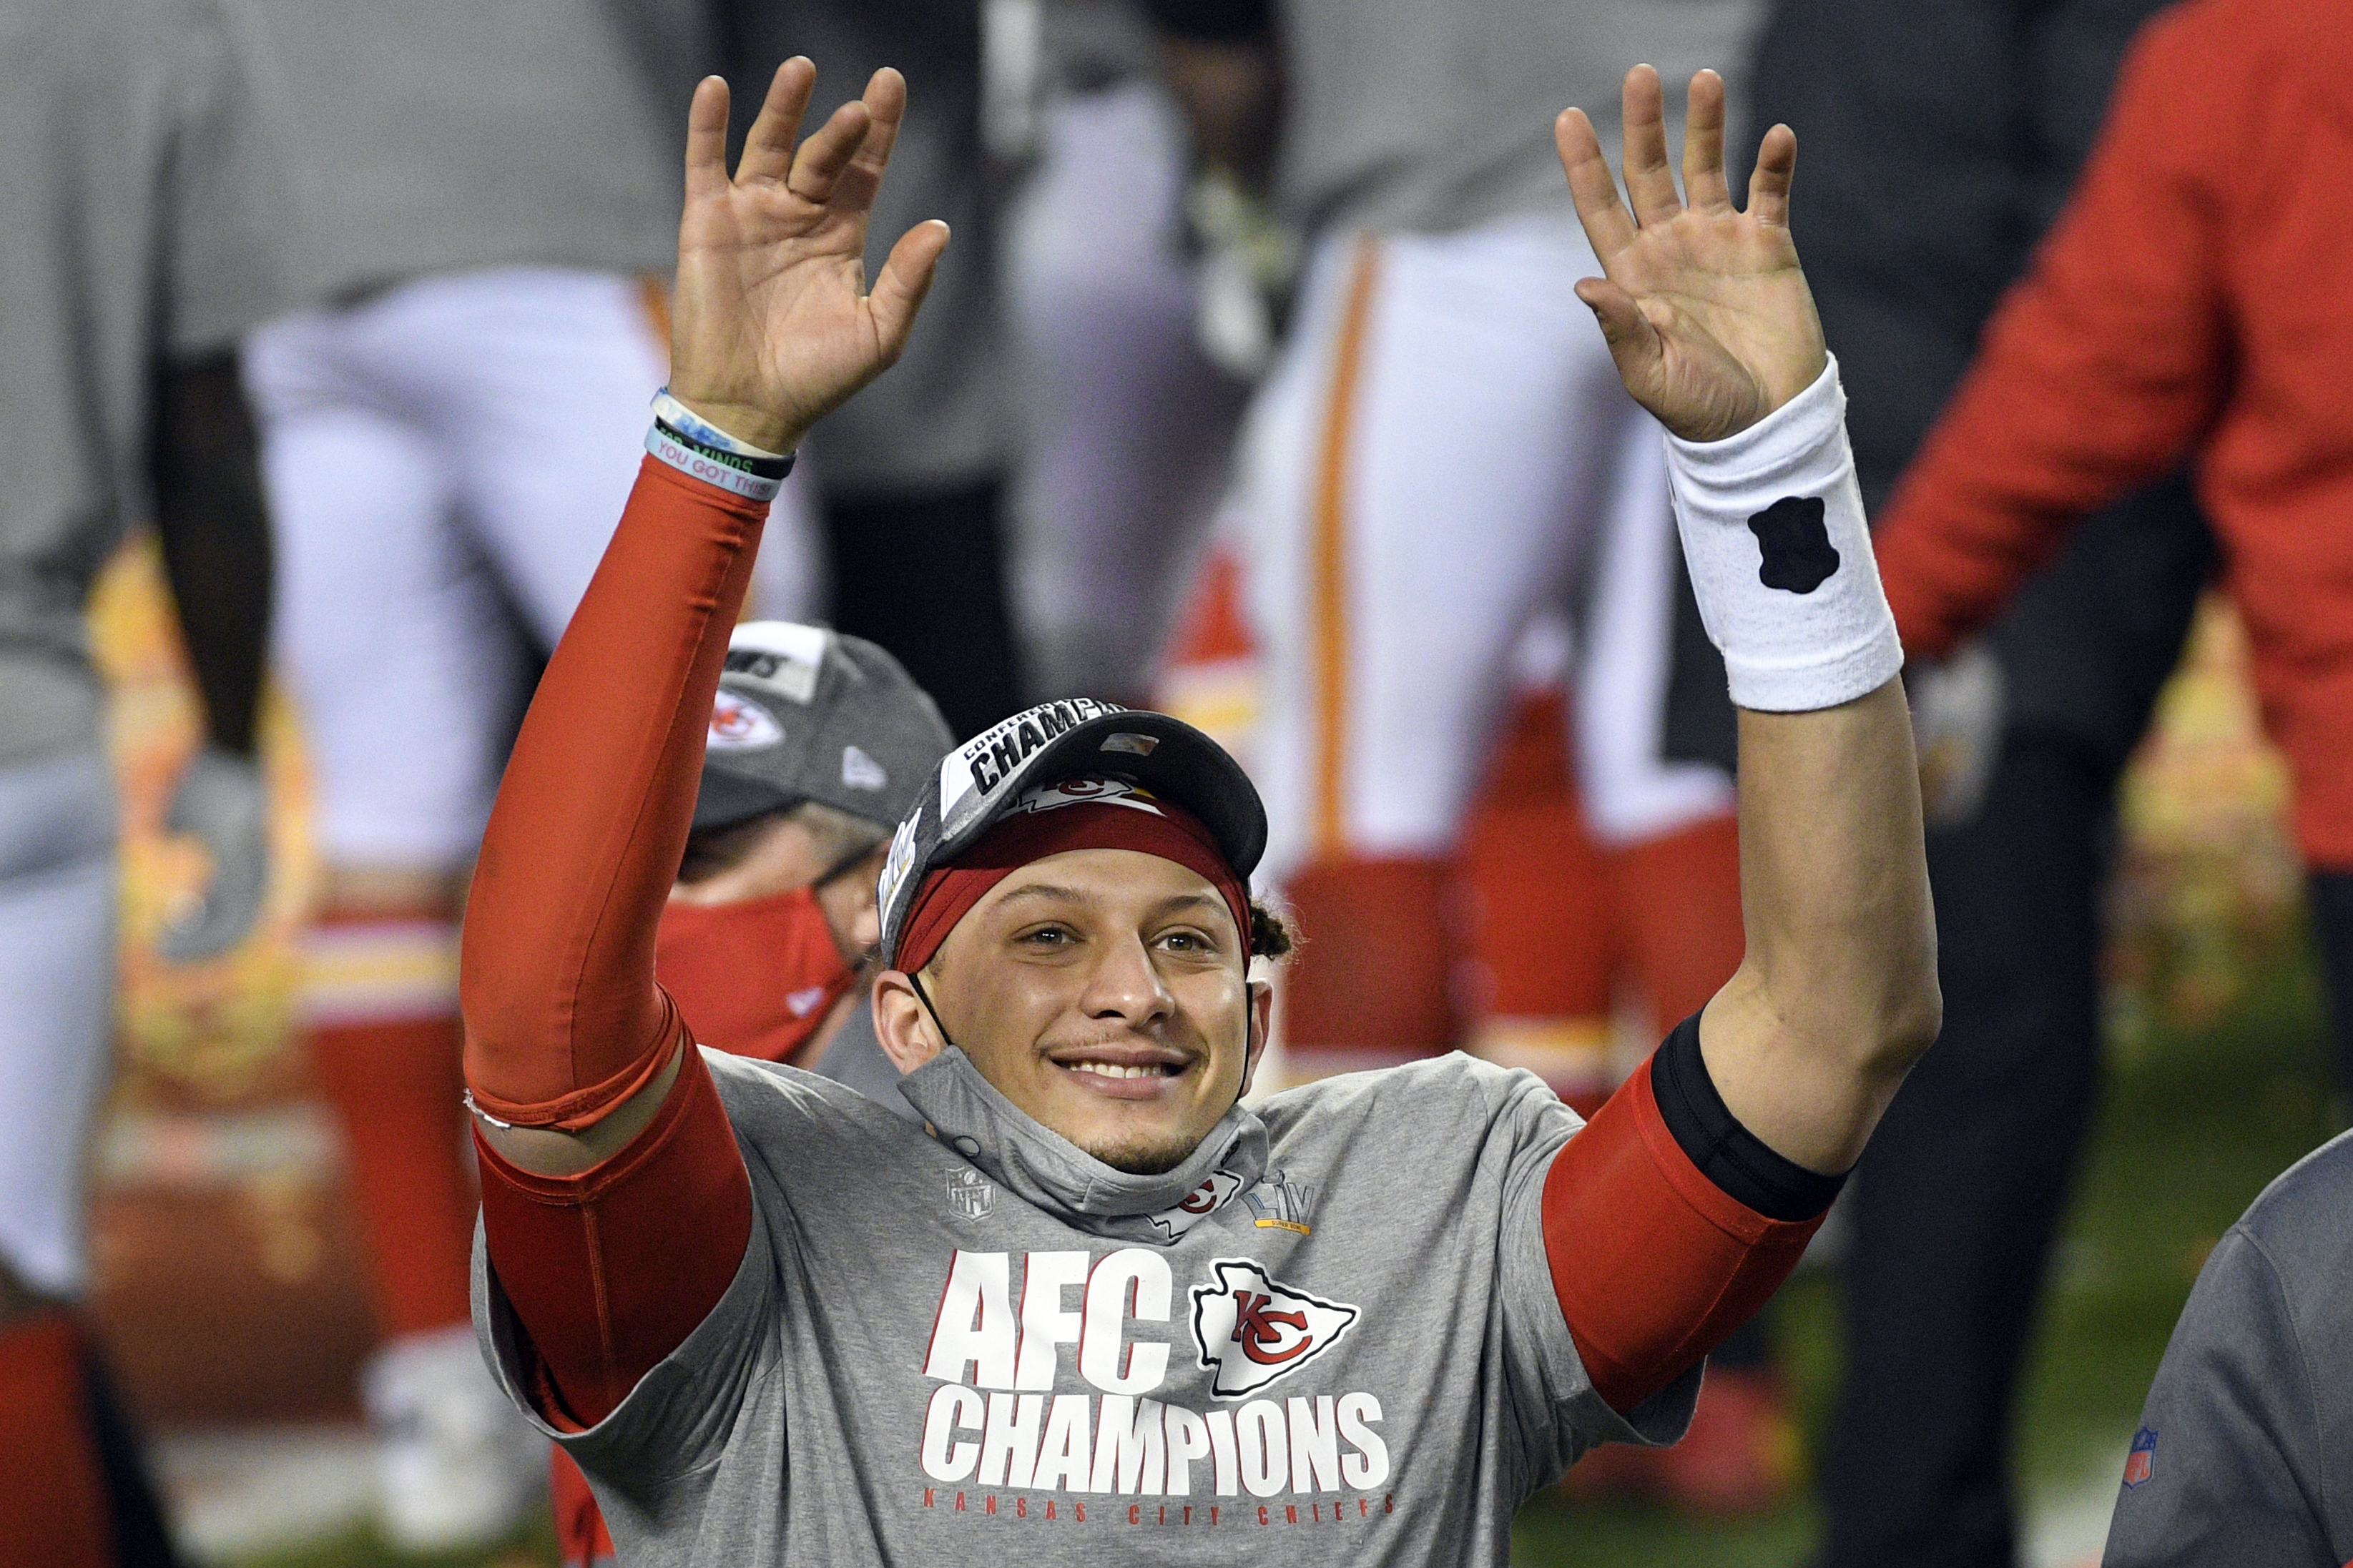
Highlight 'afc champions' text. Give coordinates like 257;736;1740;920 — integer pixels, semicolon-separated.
916;1248;1391;1507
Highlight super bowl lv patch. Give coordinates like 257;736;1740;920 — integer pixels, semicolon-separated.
2122;1426;2157;1488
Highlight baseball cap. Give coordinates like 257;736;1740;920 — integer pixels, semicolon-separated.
876;699;1268;970
694;621;953;834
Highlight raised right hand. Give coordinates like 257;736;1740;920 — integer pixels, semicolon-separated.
668;61;951;453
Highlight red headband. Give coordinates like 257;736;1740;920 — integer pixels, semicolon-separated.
893;795;1252;977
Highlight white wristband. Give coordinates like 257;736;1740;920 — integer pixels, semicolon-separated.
651;390;792;463
1663;353;1902;712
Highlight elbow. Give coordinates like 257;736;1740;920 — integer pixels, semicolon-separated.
1887;980;1944;1067
1858;955;1942;1085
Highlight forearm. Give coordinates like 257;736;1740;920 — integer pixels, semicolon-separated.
1706;683;1937;1172
152;353;270;756
460;456;767;1147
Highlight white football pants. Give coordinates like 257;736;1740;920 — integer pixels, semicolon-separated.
1005;81;1247;698
1237;215;1733;890
0;750;119;1296
245;267;821;871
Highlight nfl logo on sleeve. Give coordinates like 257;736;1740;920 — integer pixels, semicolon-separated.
946;1167;993;1221
2121;1426;2157;1488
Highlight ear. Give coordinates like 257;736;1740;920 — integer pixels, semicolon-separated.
1235;977;1275;1099
873;968;946;1075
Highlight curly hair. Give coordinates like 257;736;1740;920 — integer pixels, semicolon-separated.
1247;898;1296;961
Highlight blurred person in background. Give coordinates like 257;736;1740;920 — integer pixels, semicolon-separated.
1867;0;2353;1106
1001;0;1250;704
231;0;703;1547
1144;0;1792;1511
549;619;951;1567
1751;0;2353;1562
707;0;1027;739
0;0;280;1560
1142;0;1761;1087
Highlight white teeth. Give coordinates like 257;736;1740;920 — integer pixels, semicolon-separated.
1067;1062;1167;1080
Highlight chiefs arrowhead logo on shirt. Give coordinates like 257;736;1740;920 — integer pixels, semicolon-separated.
1189;1259;1359;1397
1146;1170;1245;1242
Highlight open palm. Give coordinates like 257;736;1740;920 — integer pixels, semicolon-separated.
669;61;950;453
1558;67;1827;444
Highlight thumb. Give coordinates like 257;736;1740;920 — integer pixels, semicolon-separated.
869;220;951;365
1574;277;1664;387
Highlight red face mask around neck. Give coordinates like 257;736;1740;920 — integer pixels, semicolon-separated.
655;887;860;1066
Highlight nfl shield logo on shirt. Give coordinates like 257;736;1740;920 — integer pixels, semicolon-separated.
946;1167;993;1221
2121;1426;2157;1488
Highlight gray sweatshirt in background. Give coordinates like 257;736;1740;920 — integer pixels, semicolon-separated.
2103;1128;2353;1567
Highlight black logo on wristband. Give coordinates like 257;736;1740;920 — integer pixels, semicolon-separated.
1748;495;1839;593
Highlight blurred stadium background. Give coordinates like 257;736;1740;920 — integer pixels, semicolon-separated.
87;538;2332;1567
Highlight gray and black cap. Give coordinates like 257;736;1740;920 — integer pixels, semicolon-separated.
694;621;953;834
875;699;1268;970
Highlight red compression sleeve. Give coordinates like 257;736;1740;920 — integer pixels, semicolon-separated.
477;1042;750;1428
460;455;765;1417
1541;1060;1825;1414
461;457;766;1128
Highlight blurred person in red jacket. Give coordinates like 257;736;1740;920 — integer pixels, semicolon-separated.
1870;0;2353;1094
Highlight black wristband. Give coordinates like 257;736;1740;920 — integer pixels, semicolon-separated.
653;418;795;481
1649;1012;1847;1223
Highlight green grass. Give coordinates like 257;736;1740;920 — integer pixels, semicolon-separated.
235;952;2340;1568
229;1517;555;1568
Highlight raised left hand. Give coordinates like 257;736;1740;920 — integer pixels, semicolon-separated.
1557;66;1828;443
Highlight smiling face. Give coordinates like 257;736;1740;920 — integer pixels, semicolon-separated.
876;847;1268;1174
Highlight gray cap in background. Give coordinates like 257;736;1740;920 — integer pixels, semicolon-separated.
694;621;954;834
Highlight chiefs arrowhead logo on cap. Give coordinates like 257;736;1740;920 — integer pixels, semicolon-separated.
709;691;783;750
1189;1259;1359;1397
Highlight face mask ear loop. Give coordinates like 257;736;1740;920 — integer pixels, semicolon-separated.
906;969;957;1054
1234;983;1262;1104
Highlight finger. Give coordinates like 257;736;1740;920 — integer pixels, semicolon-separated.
1620;64;1683;226
1747;123;1797;227
831;66;909;217
787;97;876;204
869;220;952;362
1555;108;1636;259
1681;69;1732;213
738;57;817;185
684;77;732;201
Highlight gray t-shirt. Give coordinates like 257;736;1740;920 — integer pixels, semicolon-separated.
1272;0;1763;237
480;1047;1696;1564
811;997;924;1123
2102;1127;2353;1567
230;0;683;306
0;0;282;766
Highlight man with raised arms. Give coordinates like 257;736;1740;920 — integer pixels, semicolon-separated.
460;56;1938;1563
